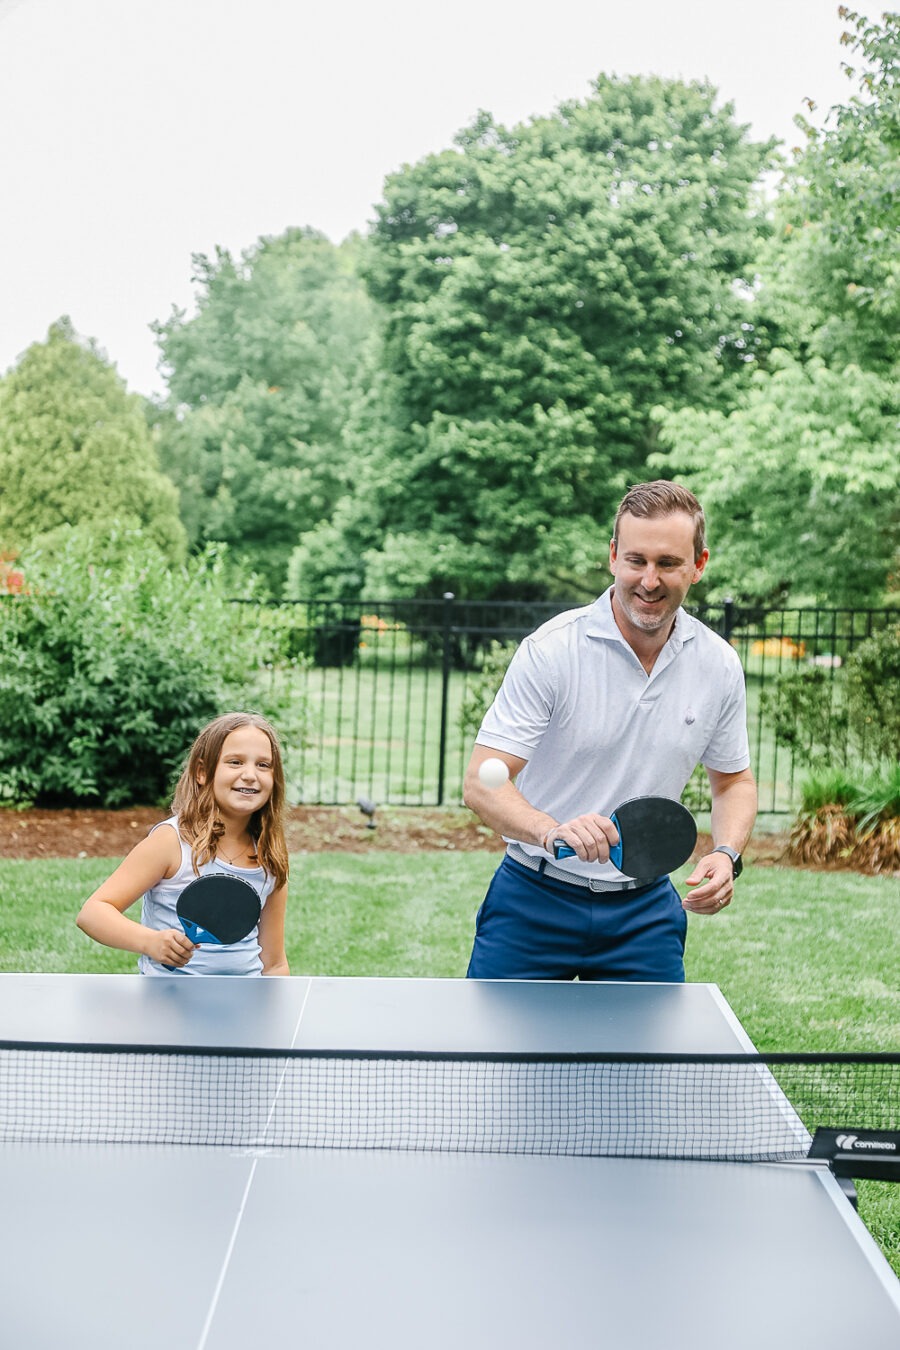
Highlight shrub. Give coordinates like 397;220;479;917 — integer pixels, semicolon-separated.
850;761;900;834
766;621;899;771
798;769;861;814
789;763;900;873
0;526;304;806
458;641;516;742
845;624;900;763
763;666;848;768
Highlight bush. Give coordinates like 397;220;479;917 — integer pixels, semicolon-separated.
0;526;304;806
763;666;848;768
798;769;861;814
845;624;900;763
766;621;899;771
458;641;516;742
789;763;900;873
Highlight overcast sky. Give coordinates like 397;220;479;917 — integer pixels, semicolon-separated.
0;0;854;397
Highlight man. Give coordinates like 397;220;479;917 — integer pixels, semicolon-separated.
463;481;756;982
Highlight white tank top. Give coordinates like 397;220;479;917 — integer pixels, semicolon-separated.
138;817;276;977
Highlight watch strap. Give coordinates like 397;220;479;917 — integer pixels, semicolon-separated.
711;845;742;878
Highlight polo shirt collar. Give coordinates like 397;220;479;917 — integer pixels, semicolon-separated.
586;585;697;656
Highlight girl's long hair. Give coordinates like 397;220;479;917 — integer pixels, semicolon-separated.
171;712;289;889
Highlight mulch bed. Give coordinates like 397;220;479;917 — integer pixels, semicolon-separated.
0;804;796;867
0;805;503;860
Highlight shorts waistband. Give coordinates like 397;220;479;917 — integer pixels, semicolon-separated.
506;842;659;894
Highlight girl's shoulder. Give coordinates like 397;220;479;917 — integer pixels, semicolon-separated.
149;814;181;839
145;816;188;877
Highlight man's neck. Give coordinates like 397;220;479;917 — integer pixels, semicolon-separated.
610;591;676;675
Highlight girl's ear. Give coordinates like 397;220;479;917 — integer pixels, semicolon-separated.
196;760;207;787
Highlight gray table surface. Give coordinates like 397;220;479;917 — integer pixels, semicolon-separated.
1;974;898;1350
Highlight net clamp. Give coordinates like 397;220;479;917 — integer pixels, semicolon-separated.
808;1128;900;1182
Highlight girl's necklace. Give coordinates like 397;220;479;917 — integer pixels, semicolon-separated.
219;840;253;865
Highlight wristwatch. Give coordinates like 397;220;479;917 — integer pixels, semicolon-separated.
711;845;743;879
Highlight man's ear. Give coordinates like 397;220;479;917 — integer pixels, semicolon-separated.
693;549;710;583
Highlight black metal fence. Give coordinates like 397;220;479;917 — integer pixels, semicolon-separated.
236;597;899;814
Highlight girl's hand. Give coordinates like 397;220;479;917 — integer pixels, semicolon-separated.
144;928;197;967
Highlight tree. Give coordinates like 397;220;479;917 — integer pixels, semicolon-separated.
343;76;773;600
152;228;378;591
757;8;900;374
651;352;897;605
0;320;185;560
653;11;899;605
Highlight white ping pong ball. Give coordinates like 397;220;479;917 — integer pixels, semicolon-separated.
478;757;510;790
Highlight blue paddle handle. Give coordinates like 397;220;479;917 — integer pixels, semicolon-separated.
553;814;623;866
180;919;223;946
609;813;623;869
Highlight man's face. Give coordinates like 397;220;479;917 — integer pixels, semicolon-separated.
609;511;708;638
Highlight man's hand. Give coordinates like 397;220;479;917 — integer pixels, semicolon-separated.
542;814;620;864
682;852;734;915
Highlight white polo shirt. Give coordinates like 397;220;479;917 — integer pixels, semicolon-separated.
476;586;750;881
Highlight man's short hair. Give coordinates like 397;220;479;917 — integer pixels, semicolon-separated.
613;481;707;560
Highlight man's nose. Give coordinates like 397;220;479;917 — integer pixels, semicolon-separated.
640;563;660;590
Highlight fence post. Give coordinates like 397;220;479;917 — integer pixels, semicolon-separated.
437;592;455;806
722;596;735;644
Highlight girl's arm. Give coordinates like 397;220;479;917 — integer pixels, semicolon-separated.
258;884;289;976
76;826;197;968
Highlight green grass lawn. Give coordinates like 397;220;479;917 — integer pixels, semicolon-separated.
1;851;897;1273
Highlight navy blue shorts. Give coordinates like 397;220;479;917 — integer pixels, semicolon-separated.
466;854;687;982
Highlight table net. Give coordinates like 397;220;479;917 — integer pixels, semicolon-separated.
1;1044;897;1159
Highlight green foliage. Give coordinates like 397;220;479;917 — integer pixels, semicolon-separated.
764;665;849;768
680;764;712;814
794;763;899;858
0;526;302;806
760;9;900;374
652;13;899;608
345;76;773;599
152;229;378;591
458;641;516;740
766;623;899;777
0;320;186;561
798;768;861;814
845;623;900;761
285;496;373;602
848;761;900;831
651;353;898;604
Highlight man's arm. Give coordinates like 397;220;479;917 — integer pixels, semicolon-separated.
683;766;757;915
462;745;619;862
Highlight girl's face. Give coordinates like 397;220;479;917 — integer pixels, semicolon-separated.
207;726;275;819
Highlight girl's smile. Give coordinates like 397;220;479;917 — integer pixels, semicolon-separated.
208;726;275;815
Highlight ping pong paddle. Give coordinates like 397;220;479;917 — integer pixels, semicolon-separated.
175;873;261;946
552;795;697;880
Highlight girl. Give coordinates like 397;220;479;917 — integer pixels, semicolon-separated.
76;712;290;976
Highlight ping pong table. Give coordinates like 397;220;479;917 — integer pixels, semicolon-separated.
1;973;898;1349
